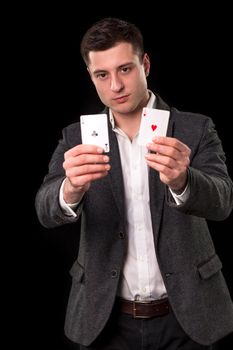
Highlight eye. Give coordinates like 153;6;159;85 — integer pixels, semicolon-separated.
121;66;131;74
96;72;108;80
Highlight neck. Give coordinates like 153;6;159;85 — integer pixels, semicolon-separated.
113;91;150;140
114;112;141;141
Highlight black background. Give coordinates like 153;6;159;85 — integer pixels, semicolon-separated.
12;4;233;349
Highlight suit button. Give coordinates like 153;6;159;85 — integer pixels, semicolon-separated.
119;232;125;239
165;273;172;278
55;215;63;223
111;269;118;278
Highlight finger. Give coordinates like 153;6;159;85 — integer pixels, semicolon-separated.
66;163;111;177
146;143;181;161
63;154;109;170
64;144;104;159
145;159;174;176
145;152;176;169
151;137;191;154
69;171;109;188
147;139;190;161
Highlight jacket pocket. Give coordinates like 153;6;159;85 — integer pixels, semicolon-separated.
69;260;85;283
197;254;222;280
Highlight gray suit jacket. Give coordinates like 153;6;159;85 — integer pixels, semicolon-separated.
35;94;233;346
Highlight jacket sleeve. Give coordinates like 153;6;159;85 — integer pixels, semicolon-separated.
35;123;84;228
166;116;233;220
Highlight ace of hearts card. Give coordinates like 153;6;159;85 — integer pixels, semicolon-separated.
137;108;170;146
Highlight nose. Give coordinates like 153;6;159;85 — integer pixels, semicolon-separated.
110;73;123;92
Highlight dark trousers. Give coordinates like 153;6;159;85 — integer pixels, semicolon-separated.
69;303;214;350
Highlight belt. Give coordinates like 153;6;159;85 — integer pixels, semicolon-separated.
118;297;170;319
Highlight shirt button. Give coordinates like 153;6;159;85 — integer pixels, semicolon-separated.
111;270;118;278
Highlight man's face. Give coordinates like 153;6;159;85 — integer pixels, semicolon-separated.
87;42;150;117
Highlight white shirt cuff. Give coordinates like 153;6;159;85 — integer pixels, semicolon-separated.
59;179;79;217
169;183;190;205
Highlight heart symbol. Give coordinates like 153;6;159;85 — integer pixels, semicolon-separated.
151;124;157;131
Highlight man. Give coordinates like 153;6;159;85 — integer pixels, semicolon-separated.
35;17;233;349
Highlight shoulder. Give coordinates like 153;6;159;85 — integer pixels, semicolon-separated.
63;120;81;134
60;121;82;148
169;107;217;147
155;93;214;128
171;107;215;134
171;107;214;126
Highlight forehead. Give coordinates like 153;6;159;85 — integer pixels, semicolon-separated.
88;42;140;72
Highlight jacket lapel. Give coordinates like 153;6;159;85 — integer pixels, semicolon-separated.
107;122;126;222
149;95;174;245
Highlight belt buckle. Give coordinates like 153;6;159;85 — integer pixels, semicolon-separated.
133;300;151;319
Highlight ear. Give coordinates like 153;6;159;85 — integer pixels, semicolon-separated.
87;67;93;80
87;67;96;85
143;53;150;77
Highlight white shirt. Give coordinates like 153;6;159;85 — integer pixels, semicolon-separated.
60;91;189;301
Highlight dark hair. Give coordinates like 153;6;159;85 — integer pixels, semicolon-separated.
80;17;144;66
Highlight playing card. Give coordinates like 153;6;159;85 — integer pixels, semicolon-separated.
80;113;110;152
137;108;170;146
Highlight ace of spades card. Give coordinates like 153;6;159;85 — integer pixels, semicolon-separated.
80;114;110;152
137;107;170;146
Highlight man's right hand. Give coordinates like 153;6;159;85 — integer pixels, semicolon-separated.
62;144;110;204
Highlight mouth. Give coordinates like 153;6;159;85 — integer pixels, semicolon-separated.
113;94;130;103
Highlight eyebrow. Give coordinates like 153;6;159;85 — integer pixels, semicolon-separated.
92;62;134;75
